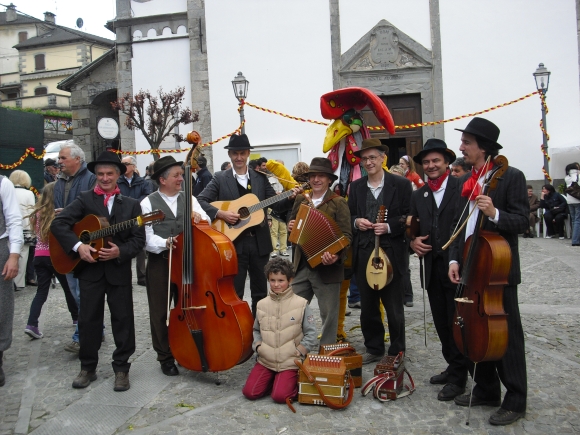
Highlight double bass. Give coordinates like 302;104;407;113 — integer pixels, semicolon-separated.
167;132;254;372
449;155;510;364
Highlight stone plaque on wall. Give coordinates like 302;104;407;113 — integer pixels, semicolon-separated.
370;26;399;64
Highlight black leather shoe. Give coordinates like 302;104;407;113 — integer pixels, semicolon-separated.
161;361;179;376
72;370;97;388
489;408;525;426
454;393;501;407
114;372;130;391
437;383;465;401
429;371;448;385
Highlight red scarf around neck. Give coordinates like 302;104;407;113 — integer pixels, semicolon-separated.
94;184;120;207
461;161;494;200
427;169;450;192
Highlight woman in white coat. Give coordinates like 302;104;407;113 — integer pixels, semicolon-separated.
8;170;36;289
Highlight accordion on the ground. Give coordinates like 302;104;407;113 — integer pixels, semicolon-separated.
362;352;415;402
319;343;363;388
297;355;353;408
289;203;350;268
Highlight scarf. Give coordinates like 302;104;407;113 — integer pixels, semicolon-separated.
427;169;450;192
94;184;120;207
461;162;494;200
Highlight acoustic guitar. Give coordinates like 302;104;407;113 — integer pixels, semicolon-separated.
365;205;393;290
49;210;165;275
210;183;308;241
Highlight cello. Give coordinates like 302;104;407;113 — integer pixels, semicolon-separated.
449;155;510;364
167;132;254;372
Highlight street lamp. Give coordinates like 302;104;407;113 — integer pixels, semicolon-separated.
533;63;551;183
232;72;249;135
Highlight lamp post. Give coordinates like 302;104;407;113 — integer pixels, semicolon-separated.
232;72;249;135
533;63;551;183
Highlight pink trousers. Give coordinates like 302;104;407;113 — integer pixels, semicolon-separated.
242;362;298;403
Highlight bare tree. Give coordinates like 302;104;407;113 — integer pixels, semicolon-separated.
111;87;199;160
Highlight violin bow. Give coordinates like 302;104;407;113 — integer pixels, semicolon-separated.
442;156;493;251
166;230;174;327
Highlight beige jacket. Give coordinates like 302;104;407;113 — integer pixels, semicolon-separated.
254;287;314;372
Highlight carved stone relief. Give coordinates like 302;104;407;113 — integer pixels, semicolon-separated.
370;25;399;64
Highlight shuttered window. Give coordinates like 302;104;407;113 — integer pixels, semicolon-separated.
35;54;45;70
34;87;48;96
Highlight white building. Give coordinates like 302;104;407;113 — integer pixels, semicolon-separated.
111;0;579;183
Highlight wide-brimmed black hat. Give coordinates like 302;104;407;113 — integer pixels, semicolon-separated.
224;133;253;150
87;151;126;175
352;138;388;157
44;158;58;167
150;156;183;180
305;157;338;181
413;138;456;164
455;117;502;150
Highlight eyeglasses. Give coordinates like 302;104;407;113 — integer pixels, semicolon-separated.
361;155;381;163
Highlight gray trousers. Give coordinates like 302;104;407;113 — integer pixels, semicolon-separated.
0;238;14;352
292;266;340;346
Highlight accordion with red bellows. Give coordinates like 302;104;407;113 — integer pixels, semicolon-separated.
289;204;350;268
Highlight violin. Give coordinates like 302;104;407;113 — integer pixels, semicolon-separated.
167;132;254;372
452;155;510;363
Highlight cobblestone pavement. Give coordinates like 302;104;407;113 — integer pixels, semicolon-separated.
1;236;579;434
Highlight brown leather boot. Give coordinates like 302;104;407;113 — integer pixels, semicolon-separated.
114;371;130;391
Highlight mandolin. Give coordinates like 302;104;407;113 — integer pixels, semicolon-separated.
210;183;309;241
365;205;393;290
49;210;165;274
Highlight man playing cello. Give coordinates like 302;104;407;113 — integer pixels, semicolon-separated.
448;117;529;426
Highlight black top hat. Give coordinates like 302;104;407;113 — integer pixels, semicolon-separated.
306;157;338;181
455;117;502;150
413;138;456;164
352;138;388;157
150;156;183;180
224;134;253;150
44;158;58;167
87;151;126;175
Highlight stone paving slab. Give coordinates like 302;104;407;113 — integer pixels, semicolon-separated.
1;237;579;434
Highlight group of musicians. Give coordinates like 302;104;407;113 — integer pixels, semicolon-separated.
47;116;527;426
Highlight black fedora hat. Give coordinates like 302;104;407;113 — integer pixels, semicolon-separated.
455;117;502;150
151;156;183;180
352;138;388;157
306;157;338;181
87;151;126;175
224;133;253;150
413;138;456;164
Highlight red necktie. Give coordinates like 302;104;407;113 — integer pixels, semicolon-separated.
427;169;450;192
461;162;494;200
94;185;120;207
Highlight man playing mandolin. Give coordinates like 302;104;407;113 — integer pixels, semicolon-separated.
347;139;412;365
51;152;146;392
448;117;529;426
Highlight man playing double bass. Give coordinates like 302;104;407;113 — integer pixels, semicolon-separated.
408;139;468;402
448;117;529;426
140;156;208;376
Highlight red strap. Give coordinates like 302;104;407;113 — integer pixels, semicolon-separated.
295;359;354;410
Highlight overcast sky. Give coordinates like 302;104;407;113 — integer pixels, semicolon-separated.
12;0;116;39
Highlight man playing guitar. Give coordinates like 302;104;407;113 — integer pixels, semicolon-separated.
51;152;145;392
197;134;301;316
